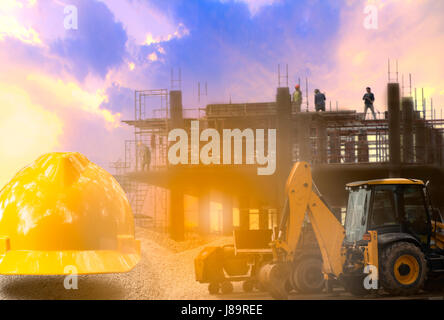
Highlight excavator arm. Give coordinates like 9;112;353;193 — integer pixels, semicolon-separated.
260;162;345;298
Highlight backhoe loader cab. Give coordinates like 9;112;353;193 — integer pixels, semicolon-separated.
344;179;431;247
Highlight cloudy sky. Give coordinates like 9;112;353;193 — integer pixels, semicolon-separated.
0;0;443;186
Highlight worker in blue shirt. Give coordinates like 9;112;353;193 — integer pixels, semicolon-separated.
314;89;326;112
363;87;376;120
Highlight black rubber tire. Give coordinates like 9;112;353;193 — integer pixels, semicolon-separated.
290;257;325;294
220;281;234;295
342;276;369;297
380;242;427;296
242;280;254;293
208;282;220;295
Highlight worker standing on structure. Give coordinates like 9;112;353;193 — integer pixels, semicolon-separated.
363;87;376;120
293;84;302;112
314;89;326;112
141;143;151;171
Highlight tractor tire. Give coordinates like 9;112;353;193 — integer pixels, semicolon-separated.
342;276;369;297
208;282;220;295
380;242;427;296
220;281;234;295
290;257;325;294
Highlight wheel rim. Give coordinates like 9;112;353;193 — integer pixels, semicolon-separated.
394;255;420;285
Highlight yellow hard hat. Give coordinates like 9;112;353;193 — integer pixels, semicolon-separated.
0;152;140;275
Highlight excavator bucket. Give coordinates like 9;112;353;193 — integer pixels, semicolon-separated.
0;152;140;275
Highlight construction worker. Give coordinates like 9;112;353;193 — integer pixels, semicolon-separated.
363;87;376;120
293;84;302;112
141;144;151;171
314;89;326;112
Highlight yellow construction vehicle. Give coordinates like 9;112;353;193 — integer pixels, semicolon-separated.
259;161;444;299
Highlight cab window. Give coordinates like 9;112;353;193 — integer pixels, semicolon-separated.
371;186;398;227
401;185;429;243
345;188;371;242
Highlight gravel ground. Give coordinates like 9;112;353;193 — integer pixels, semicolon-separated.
0;228;232;300
2;228;442;300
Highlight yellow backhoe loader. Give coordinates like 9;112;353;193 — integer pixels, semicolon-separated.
259;162;444;299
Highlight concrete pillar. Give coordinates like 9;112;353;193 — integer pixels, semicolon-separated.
317;118;328;164
329;129;341;163
170;90;183;126
415;120;426;164
222;194;233;236
387;83;401;176
276;87;293;208
238;195;250;231
199;193;211;235
170;186;184;241
440;133;444;167
297;113;312;162
169;90;185;240
402;97;414;163
435;132;442;166
357;130;369;163
276;87;293;168
344;134;356;163
428;128;435;165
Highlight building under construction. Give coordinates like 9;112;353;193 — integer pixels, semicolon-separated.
112;78;444;241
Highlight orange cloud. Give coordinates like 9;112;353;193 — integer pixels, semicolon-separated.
24;73;121;129
0;84;63;187
0;0;43;46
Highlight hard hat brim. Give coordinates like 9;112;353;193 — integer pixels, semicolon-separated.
0;241;140;275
